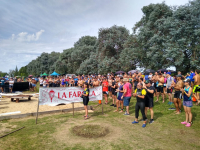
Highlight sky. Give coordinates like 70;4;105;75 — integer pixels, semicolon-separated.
0;0;190;73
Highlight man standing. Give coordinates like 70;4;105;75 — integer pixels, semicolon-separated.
166;72;174;105
172;74;184;114
193;69;200;105
132;83;147;127
143;80;155;124
155;73;165;103
121;78;132;115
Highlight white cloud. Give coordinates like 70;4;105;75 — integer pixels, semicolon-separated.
12;30;45;42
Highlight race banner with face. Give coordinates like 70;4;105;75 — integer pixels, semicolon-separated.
39;86;102;106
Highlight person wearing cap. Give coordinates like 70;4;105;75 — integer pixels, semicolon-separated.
143;80;155;124
132;83;147;127
121;78;132;115
180;79;193;127
155;73;165;103
166;72;174;105
172;74;184;114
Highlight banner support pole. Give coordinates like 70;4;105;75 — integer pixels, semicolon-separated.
102;86;104;115
36;98;40;124
72;102;74;117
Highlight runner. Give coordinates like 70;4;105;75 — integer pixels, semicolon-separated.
193;69;200;105
108;76;112;99
61;76;65;87
32;78;37;92
172;74;184;114
114;78;124;112
9;78;14;93
143;80;155;124
102;78;109;104
155;73;165;103
132;83;147;127
93;77;101;104
110;77;117;107
0;78;6;93
121;78;132;115
166;72;174;106
181;79;193;127
80;82;90;120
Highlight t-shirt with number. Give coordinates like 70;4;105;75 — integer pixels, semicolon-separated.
124;82;132;97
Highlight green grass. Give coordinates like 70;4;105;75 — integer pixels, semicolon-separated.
0;96;200;150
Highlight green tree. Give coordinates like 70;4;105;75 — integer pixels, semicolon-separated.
14;66;19;76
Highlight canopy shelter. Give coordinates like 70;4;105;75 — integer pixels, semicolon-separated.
115;71;125;74
157;69;168;73
128;70;138;74
144;69;155;75
42;73;48;76
50;71;60;76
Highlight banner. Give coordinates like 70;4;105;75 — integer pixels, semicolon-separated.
39;86;102;106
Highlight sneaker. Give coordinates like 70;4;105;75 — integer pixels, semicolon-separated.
142;124;146;128
168;108;176;110
181;121;187;125
149;119;154;124
185;123;191;127
110;104;114;106
140;119;148;121
124;112;130;115
114;105;117;107
132;121;139;124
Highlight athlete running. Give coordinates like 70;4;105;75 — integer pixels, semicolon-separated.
193;69;200;105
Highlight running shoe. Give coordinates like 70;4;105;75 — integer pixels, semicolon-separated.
132;121;139;124
142;124;146;128
185;123;191;127
181;121;187;125
124;112;130;115
114;105;117;107
149;119;154;124
110;104;114;106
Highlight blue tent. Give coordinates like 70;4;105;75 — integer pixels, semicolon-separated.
50;71;60;76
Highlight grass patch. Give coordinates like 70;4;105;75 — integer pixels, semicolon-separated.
72;124;109;138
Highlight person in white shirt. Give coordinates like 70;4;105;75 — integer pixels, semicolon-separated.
9;78;14;93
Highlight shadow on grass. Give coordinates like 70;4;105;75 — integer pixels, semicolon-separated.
153;112;163;121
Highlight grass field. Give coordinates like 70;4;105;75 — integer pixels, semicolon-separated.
0;96;200;150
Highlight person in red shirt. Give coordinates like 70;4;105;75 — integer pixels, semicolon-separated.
102;78;109;104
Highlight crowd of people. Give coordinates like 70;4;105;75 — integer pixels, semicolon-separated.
1;69;200;127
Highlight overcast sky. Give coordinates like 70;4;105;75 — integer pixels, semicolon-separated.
0;0;189;72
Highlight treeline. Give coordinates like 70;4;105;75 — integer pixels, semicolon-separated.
21;0;200;76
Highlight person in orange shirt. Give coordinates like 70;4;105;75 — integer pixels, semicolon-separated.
102;78;109;104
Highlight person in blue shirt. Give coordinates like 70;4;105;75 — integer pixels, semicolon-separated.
74;77;78;87
0;78;6;93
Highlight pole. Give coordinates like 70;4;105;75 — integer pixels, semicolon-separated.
36;98;40;124
72;102;74;117
102;86;104;115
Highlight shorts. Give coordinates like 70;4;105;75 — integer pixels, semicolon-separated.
1;85;5;88
157;85;163;93
117;94;123;101
9;85;13;88
112;89;117;96
193;85;200;93
83;97;89;106
103;91;108;95
167;88;173;93
32;84;36;87
174;91;182;99
183;101;193;107
123;97;131;106
75;83;78;86
40;84;43;87
145;98;154;108
108;86;112;92
163;84;166;87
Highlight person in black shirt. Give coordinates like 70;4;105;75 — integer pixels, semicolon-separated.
143;80;155;124
132;83;147;128
110;77;117;107
80;82;90;120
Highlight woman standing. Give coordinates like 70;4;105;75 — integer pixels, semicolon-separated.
181;79;193;127
80;82;90;120
114;78;124;112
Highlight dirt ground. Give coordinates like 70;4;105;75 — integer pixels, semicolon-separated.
0;93;84;115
